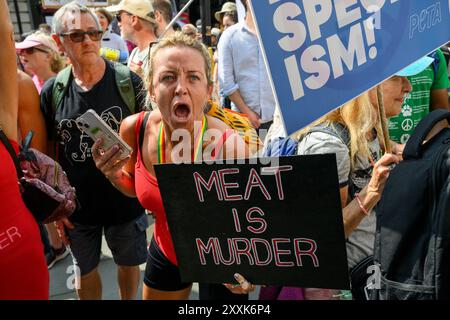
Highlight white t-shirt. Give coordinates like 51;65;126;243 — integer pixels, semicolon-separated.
101;29;129;63
128;46;150;79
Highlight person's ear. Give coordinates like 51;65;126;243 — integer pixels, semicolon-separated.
131;15;139;28
155;10;162;23
149;85;156;102
207;83;213;98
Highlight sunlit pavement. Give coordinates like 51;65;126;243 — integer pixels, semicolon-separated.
49;215;258;300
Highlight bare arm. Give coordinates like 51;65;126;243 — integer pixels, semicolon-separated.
228;90;260;129
342;153;400;237
17;70;47;152
430;88;450;111
0;1;18;139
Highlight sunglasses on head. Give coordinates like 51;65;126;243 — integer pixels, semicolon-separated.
19;47;49;55
59;30;103;43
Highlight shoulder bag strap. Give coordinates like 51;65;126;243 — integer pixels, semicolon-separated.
0;128;23;179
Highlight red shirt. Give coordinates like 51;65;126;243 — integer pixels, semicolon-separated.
0;139;49;299
133;112;235;266
134;112;178;265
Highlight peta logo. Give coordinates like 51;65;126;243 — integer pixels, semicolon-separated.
401;105;413;117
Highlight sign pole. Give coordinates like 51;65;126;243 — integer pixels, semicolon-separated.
376;85;392;154
200;0;211;47
160;0;196;39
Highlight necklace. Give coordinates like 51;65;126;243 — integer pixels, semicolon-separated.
157;116;207;163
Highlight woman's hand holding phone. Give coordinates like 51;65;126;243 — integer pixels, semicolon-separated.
92;137;130;183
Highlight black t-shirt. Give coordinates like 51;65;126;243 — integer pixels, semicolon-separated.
40;60;145;226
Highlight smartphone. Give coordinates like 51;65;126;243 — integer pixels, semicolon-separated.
76;109;133;159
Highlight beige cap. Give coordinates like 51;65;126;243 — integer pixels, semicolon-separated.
214;2;237;22
106;0;155;23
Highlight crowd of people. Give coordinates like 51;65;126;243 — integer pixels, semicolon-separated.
1;0;449;300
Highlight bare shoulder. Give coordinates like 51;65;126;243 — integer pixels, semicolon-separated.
206;115;230;131
17;69;32;82
17;70;39;114
17;70;37;93
206;115;249;159
120;113;143;148
148;109;162;125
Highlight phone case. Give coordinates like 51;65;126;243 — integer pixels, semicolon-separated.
76;109;133;158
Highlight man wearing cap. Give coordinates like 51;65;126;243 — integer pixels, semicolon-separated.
218;0;276;138
215;2;237;29
40;1;147;300
389;49;450;144
107;0;158;80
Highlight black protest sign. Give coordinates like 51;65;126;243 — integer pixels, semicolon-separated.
154;155;349;289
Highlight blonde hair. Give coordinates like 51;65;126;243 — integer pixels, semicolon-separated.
49;50;67;73
32;31;67;73
293;92;383;168
147;31;212;89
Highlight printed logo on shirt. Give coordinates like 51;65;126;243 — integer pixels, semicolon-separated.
57;106;123;165
0;226;22;251
400;134;411;144
401;118;414;132
401;105;413;117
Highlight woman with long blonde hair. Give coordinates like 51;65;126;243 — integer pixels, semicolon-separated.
293;68;436;299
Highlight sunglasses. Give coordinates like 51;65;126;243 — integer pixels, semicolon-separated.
115;12;132;23
59;30;103;43
146;41;159;67
19;47;49;55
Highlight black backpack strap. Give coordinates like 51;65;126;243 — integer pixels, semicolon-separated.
403;109;450;159
139;112;150;150
0;128;24;179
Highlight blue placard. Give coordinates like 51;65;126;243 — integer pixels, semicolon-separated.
250;0;450;135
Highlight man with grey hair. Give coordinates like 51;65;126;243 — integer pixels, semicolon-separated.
41;1;147;300
107;0;158;80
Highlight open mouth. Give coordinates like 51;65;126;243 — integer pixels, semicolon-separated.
173;103;191;120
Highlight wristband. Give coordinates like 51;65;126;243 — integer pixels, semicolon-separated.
355;193;370;216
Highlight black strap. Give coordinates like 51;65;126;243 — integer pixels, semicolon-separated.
22;130;34;152
403;109;450;159
0;128;23;179
139;112;150;150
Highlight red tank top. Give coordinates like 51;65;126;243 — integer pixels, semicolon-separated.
0;139;49;299
134;112;178;265
133;112;234;266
